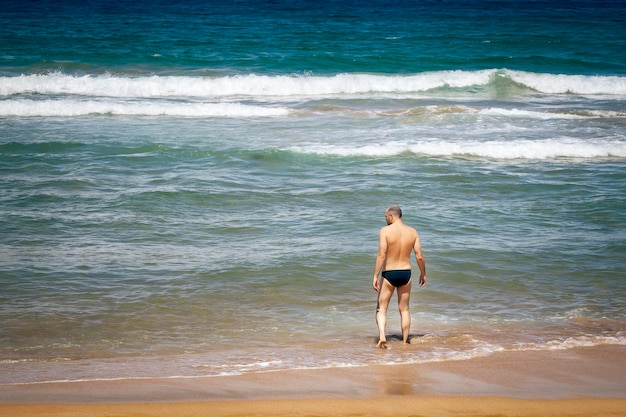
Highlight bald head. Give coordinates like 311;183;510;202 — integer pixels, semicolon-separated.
385;205;402;218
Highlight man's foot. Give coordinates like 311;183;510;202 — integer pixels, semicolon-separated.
376;340;388;349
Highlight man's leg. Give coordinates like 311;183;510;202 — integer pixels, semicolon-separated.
397;280;412;343
376;280;394;349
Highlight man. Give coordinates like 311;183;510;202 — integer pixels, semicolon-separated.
373;205;426;349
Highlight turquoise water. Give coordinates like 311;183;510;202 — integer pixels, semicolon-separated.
1;0;625;384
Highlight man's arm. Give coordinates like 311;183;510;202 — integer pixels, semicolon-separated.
373;228;388;292
414;233;426;287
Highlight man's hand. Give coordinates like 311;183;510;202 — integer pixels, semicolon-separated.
419;274;426;287
373;276;380;292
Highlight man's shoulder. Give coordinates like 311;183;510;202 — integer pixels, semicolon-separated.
380;224;392;234
381;223;413;236
402;223;419;237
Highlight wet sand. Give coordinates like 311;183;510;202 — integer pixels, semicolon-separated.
1;345;625;417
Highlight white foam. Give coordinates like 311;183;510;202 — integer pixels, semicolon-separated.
479;107;585;120
512;334;626;351
291;138;626;160
0;99;289;117
507;70;626;95
2;69;624;99
0;70;494;98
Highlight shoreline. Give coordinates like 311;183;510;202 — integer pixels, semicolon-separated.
1;345;624;416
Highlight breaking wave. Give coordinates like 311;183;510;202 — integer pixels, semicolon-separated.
2;69;625;99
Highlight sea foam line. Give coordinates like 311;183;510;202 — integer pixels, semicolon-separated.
0;99;289;117
290;138;626;160
2;99;623;120
2;69;625;98
3;335;624;386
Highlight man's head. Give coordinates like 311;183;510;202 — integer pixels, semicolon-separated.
385;205;402;224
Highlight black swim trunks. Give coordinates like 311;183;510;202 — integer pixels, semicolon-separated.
382;269;412;287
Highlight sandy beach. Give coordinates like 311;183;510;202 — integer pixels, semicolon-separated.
1;345;624;417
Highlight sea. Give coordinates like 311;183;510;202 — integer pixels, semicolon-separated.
1;0;625;385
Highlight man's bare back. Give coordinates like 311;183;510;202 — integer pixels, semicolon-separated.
379;222;418;270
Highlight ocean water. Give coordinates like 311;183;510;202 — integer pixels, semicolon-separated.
1;0;625;384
